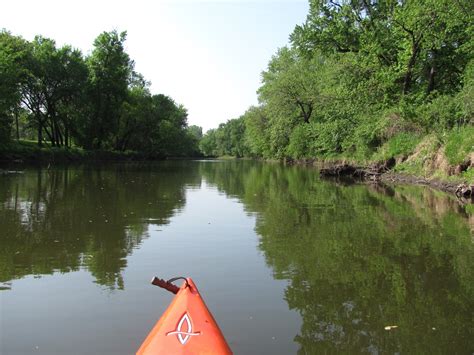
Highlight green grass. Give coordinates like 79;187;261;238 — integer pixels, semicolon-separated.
465;204;474;215
444;126;474;165
461;167;474;181
372;132;422;162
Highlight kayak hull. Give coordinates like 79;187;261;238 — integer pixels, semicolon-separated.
137;278;232;355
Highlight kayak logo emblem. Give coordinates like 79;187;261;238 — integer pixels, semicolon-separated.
166;313;201;345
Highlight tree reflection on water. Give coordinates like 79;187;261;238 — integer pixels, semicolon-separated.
1;160;472;352
0;162;200;289
201;161;474;354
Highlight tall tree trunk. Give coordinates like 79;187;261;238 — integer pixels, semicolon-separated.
15;106;20;141
42;119;54;145
52;119;57;147
426;49;436;94
37;116;43;147
53;118;60;147
297;100;313;123
427;66;436;94
403;36;422;95
56;120;64;146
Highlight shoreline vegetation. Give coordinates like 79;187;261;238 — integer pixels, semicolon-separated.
0;30;202;160
1;1;473;197
285;157;471;197
197;0;473;195
1;138;472;202
0;140;203;164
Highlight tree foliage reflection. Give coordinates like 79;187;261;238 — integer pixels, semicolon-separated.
201;161;474;353
0;162;200;289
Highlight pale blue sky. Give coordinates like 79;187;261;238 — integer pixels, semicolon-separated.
1;0;308;131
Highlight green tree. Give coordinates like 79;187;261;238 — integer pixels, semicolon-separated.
184;125;203;157
291;0;472;97
199;117;249;158
150;94;189;157
242;106;271;158
0;31;28;144
81;30;133;149
199;129;218;157
235;0;473;161
19;36;88;147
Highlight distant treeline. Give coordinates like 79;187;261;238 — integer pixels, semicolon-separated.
201;0;473;169
0;30;202;157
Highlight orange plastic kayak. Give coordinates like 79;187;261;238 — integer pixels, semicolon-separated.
137;277;232;355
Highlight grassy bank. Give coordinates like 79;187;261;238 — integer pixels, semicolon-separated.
0;140;151;164
286;126;474;189
380;127;474;183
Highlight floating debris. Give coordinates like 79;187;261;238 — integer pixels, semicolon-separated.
0;170;24;175
0;282;12;290
384;325;398;330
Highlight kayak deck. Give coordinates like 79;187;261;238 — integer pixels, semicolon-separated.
137;277;232;355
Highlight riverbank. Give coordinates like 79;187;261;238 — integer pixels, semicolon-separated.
288;158;464;193
0;140;158;164
284;133;474;201
290;159;473;202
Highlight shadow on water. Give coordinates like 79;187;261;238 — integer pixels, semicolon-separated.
200;160;474;354
0;162;201;289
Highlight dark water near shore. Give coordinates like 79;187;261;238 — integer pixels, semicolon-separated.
1;160;473;354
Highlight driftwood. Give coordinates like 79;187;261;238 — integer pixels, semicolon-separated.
455;184;473;198
320;159;395;181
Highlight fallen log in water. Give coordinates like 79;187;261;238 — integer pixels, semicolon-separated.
320;164;382;180
319;159;396;180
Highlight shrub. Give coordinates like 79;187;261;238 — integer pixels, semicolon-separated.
417;94;463;130
287;124;311;159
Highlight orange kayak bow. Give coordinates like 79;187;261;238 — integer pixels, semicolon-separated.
137;277;232;355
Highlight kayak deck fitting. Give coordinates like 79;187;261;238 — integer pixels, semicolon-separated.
137;277;232;354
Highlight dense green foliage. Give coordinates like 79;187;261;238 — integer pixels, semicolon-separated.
199;117;248;157
201;0;473;168
0;30;201;157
